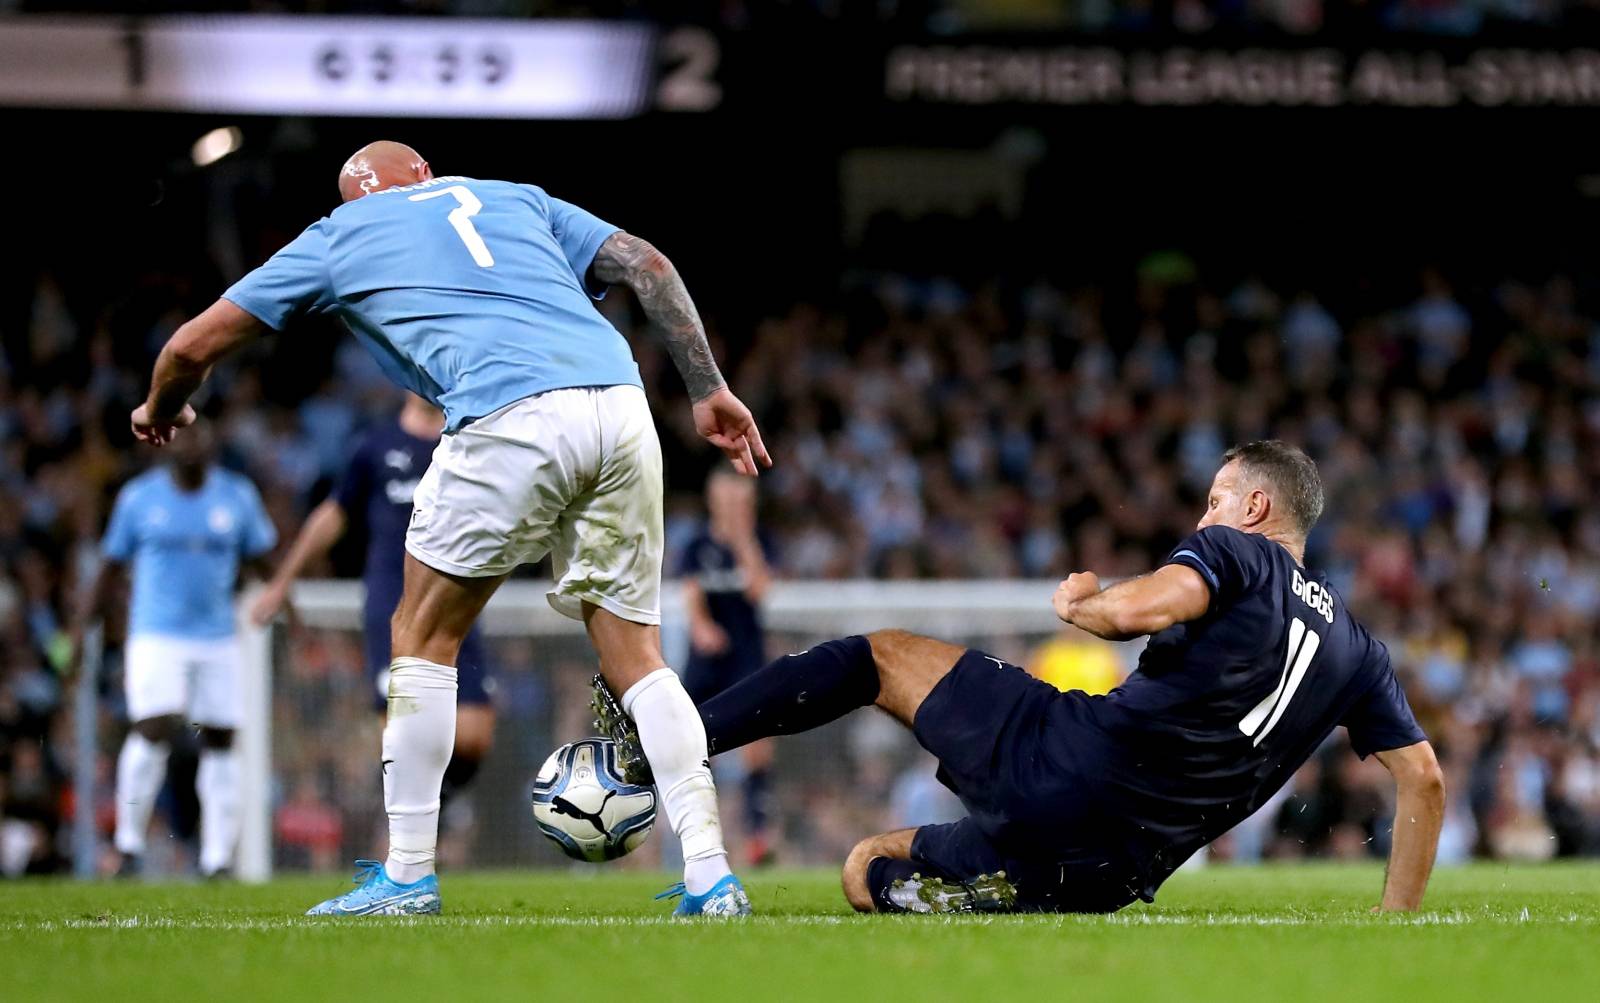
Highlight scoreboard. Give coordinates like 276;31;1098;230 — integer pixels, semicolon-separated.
0;16;676;119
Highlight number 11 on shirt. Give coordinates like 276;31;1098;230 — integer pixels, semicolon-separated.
409;185;495;268
1239;616;1321;746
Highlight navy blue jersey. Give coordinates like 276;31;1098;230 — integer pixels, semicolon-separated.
678;531;770;670
1079;526;1426;894
332;416;492;701
332;419;435;614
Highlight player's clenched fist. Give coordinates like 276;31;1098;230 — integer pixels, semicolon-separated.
130;403;196;446
1053;571;1101;623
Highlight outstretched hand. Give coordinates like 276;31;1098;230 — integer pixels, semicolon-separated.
693;387;772;477
130;402;196;447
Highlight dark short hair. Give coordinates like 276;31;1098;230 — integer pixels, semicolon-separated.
1221;440;1324;535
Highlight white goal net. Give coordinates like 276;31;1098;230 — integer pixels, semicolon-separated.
238;578;1081;879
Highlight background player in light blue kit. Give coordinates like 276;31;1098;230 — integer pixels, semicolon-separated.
83;424;277;877
130;141;771;916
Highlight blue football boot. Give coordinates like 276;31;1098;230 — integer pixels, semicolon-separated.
655;874;754;918
305;859;442;916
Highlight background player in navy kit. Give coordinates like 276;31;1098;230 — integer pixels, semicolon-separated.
250;393;495;817
692;441;1446;913
679;469;776;864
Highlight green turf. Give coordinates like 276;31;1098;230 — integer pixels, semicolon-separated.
3;864;1598;1002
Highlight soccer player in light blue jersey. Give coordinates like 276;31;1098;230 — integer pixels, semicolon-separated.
86;424;277;878
131;141;770;917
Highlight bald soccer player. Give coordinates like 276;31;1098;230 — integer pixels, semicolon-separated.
684;442;1444;914
132;141;771;917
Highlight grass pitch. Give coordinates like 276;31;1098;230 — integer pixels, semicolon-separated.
4;863;1598;1002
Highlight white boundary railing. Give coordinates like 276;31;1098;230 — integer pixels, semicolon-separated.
215;578;1066;882
236;587;274;883
286;578;1065;635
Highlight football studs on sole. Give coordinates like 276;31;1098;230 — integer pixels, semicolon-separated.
589;674;653;786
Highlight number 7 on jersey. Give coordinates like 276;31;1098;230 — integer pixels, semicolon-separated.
409;185;495;268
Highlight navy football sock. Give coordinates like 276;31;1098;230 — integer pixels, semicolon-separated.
699;636;878;755
742;766;772;835
438;752;481;815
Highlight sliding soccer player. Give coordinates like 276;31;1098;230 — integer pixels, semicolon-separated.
692;442;1444;913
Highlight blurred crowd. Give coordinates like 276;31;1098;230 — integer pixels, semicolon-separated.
7;229;1600;870
712;255;1600;863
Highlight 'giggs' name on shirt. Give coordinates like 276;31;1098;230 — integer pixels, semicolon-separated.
1292;569;1335;623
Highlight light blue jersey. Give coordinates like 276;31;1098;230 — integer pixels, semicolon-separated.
222;177;640;432
102;468;278;640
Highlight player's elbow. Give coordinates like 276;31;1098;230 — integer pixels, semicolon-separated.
744;573;773;604
1113;602;1177;639
628;240;675;288
310;498;349;535
165;324;218;371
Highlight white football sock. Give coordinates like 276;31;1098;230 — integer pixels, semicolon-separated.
114;732;169;856
622;668;731;896
197;748;241;875
383;657;457;885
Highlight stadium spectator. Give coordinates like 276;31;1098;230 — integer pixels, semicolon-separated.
9;219;1600;870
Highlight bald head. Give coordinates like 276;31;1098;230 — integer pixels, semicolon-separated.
338;141;432;202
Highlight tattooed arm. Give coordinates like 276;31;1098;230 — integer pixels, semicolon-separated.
590;231;725;402
590;231;772;475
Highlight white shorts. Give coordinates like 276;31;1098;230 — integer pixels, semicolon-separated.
124;633;243;728
405;384;664;626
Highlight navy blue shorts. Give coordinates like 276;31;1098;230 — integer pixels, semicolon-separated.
363;602;494;713
681;647;764;704
907;648;1141;913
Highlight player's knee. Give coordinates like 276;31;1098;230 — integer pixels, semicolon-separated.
452;710;494;761
198;727;235;750
865;628;918;657
865;628;949;677
842;839;880;913
133;715;183;744
864;629;958;722
863;629;910;680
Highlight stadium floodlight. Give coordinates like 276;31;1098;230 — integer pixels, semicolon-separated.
191;126;242;167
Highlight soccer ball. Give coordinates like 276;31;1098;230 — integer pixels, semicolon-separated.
530;738;656;862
